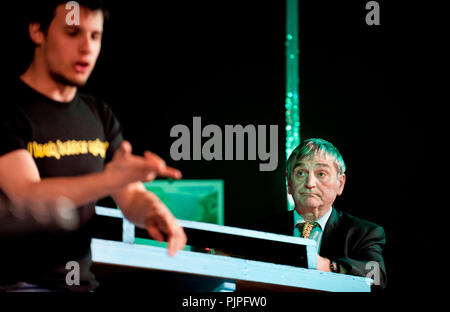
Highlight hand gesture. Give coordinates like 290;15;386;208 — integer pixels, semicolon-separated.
105;141;181;191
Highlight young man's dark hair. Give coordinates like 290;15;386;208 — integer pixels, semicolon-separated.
26;0;110;34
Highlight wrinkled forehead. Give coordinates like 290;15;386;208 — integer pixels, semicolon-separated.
292;151;338;171
298;150;334;162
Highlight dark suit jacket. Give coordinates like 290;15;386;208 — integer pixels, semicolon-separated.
250;208;387;289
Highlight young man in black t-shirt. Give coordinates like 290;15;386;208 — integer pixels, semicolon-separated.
0;1;186;291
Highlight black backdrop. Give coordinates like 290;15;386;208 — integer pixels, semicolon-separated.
3;0;431;294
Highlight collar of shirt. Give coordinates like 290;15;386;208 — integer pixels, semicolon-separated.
293;207;333;233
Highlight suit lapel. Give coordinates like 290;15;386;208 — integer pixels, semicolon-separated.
319;207;340;257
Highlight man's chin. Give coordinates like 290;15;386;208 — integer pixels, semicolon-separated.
297;198;321;209
51;72;88;87
295;202;322;218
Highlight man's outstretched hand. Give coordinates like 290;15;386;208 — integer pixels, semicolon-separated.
105;141;182;191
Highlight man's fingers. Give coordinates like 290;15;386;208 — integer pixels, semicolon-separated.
152;213;187;257
165;220;187;256
167;238;178;257
143;172;157;182
113;140;132;160
160;166;182;179
145;202;187;257
167;227;187;257
147;225;165;242
144;151;165;168
121;140;132;154
112;146;182;183
143;151;182;179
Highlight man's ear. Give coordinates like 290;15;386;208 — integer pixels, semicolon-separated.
29;22;45;46
337;174;346;196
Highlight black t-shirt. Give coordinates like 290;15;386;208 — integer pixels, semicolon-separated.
0;79;123;291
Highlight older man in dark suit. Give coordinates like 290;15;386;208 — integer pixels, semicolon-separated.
255;138;386;289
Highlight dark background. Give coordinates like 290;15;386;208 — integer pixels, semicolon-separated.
3;0;432;294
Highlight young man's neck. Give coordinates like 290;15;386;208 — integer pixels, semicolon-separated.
20;61;78;103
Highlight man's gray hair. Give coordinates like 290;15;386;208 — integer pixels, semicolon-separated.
287;138;346;178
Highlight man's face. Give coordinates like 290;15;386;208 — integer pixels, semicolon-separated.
287;153;345;218
39;5;104;86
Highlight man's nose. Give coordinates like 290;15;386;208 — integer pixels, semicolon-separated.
304;174;316;189
79;36;93;54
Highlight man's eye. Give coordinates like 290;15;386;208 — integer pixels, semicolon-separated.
92;33;102;40
296;171;306;177
318;171;327;177
67;30;79;36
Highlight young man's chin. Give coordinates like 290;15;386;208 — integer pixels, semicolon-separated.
51;72;88;87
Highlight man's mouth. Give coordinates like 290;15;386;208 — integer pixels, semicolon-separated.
300;192;319;197
74;62;90;73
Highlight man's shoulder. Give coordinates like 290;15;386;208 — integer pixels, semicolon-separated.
78;92;106;110
337;209;385;236
77;93;116;119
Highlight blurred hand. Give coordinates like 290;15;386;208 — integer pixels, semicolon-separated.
144;195;187;256
104;141;182;191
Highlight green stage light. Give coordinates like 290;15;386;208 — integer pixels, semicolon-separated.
285;0;300;210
